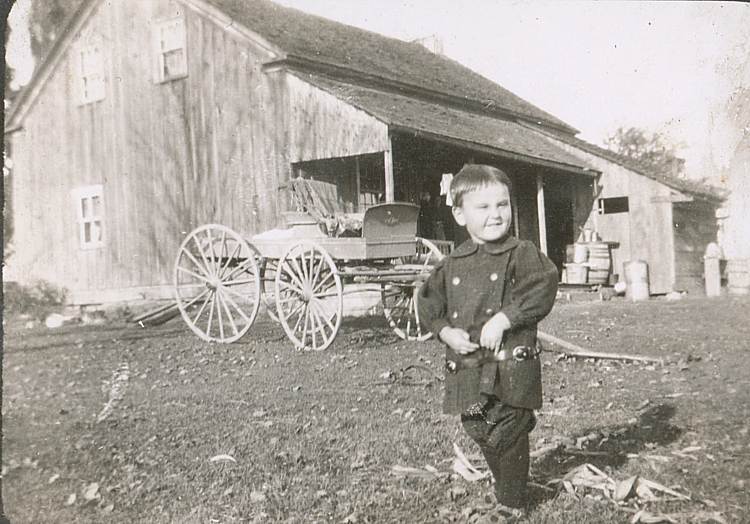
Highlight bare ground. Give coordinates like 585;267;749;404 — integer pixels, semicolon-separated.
3;294;749;523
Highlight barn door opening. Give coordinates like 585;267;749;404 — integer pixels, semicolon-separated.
292;153;385;213
543;176;575;273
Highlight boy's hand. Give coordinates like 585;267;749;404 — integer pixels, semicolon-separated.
480;313;511;354
438;327;479;354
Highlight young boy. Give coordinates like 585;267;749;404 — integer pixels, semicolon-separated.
418;164;558;516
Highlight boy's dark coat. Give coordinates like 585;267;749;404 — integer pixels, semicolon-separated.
418;236;559;414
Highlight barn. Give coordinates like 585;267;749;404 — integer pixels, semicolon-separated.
4;0;723;305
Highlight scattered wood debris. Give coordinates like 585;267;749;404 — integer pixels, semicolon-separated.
546;462;728;523
389;464;446;480
392;441;725;523
131;302;180;327
539;331;663;364
375;364;443;386
209;454;237;464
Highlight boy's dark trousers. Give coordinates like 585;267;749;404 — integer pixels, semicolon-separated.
461;396;535;508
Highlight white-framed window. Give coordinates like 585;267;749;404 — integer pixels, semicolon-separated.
78;43;105;104
154;17;188;82
73;185;105;249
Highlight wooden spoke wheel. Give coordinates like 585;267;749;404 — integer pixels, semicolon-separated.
174;224;261;343
382;237;445;341
274;241;343;351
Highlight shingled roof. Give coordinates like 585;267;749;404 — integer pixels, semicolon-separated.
6;0;578;136
524;124;727;202
208;0;578;134
302;74;594;175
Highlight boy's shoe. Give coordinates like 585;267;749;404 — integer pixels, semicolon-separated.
495;503;525;521
481;496;527;522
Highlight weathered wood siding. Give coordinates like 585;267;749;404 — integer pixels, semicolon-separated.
629;176;676;295
286;74;388;163
538;135;678;294
9;0;389;304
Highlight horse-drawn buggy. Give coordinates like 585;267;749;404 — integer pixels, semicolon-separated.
173;178;452;349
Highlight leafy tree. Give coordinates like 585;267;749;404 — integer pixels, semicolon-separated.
604;127;686;178
28;0;84;64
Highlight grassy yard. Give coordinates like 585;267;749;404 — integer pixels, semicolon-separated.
3;295;749;523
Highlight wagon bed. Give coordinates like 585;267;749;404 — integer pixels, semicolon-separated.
173;200;451;350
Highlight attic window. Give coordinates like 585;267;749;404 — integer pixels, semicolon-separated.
78;44;105;104
73;185;105;249
154;17;187;82
598;196;629;215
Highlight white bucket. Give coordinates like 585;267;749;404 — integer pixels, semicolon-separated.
565;263;588;284
624;260;649;301
573;243;588;263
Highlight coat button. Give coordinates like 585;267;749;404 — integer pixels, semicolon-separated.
490;273;498;281
452;277;461;286
485;308;493;315
451;311;458;319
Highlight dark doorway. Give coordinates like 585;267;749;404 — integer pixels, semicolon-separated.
543;176;575;273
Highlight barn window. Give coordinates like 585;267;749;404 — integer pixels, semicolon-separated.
78;43;105;104
73;185;105;249
598;196;629;214
154;17;188;82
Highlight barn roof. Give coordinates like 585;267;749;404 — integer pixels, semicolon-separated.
6;0;579;137
302;74;595;176
207;0;578;134
525;125;727;202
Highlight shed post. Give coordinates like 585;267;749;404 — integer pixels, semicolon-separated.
704;242;722;297
384;135;394;203
512;187;520;238
536;174;548;254
355;156;361;211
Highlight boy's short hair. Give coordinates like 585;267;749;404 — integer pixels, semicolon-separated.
450;164;513;207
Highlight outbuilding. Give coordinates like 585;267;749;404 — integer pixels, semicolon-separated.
5;0;722;304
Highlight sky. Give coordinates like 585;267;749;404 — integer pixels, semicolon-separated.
6;0;750;179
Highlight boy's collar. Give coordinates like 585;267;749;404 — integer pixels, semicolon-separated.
450;235;520;258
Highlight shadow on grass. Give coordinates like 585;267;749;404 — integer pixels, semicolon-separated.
5;314;400;356
4;323;192;354
528;403;683;509
335;315;403;343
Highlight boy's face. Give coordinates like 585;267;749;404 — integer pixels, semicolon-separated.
452;183;512;244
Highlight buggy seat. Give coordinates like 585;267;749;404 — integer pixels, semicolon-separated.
288;177;364;237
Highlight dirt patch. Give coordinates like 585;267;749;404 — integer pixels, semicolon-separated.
3;295;749;522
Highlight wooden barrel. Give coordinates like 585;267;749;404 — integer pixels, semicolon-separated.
727;259;750;296
624;260;649;301
564;263;588;284
565;244;575;263
586;242;611;284
573;243;589;263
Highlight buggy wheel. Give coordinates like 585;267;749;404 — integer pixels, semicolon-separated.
382;237;445;341
174;224;261;343
275;241;342;350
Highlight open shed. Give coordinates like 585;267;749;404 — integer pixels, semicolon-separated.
534;129;726;294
